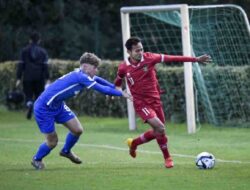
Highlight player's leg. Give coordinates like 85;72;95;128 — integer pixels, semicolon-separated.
29;80;45;120
147;106;174;168
56;104;83;164
127;130;155;158
23;81;34;119
154;106;173;168
32;132;58;169
34;132;58;160
31;101;59;169
127;106;157;158
60;117;83;164
33;80;45;100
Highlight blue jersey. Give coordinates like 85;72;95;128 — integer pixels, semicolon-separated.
36;69;122;109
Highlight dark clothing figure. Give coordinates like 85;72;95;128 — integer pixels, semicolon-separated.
16;32;49;119
17;43;49;82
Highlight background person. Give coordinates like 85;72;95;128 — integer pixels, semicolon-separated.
16;31;50;119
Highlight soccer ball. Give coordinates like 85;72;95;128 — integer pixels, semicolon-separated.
195;152;215;169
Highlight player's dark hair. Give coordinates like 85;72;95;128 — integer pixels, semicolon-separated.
30;31;41;44
80;52;101;67
125;37;141;50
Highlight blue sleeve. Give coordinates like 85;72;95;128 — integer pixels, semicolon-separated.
93;76;115;88
78;72;97;88
91;82;122;96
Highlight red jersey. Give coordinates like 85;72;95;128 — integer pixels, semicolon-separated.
115;52;162;103
114;52;197;104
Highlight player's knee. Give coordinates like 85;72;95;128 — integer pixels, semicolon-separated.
154;125;165;134
76;128;83;136
72;127;83;136
47;137;58;148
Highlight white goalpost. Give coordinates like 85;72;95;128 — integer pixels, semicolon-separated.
120;11;136;131
120;4;196;133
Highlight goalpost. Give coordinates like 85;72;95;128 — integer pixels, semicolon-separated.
120;4;250;132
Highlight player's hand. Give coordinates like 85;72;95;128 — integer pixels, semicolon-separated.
197;54;211;64
16;80;21;88
116;86;122;91
122;90;133;101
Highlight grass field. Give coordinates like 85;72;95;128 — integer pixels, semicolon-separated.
0;107;250;190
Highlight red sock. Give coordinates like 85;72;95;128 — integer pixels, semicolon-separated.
155;133;171;160
132;130;155;149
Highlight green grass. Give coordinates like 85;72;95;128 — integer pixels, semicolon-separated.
0;106;250;190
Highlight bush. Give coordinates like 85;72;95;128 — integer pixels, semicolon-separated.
0;60;249;123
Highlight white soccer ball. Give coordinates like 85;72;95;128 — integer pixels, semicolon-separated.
195;152;215;169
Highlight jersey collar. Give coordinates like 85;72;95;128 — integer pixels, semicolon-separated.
125;55;144;67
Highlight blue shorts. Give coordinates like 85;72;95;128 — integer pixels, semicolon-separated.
34;101;76;134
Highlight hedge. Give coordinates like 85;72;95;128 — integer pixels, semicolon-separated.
0;60;249;124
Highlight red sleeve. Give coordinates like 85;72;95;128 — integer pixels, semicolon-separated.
163;55;198;62
114;63;126;87
144;52;163;66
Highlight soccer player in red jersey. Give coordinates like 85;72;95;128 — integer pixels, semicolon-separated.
114;37;211;168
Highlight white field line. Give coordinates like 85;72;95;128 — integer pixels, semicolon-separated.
0;137;250;164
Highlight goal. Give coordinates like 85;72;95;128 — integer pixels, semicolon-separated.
120;4;250;133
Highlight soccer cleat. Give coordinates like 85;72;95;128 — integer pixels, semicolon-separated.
165;157;174;168
59;151;82;164
31;158;45;170
127;138;136;158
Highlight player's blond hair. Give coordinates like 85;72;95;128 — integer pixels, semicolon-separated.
80;52;101;67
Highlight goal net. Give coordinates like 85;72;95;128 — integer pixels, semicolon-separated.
121;4;250;129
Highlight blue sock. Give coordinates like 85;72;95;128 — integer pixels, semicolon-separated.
34;142;52;161
62;133;79;154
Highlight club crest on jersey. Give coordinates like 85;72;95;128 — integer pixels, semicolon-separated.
142;65;148;72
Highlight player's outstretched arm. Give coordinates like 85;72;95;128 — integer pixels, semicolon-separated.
91;83;132;101
163;54;211;64
93;76;115;88
115;87;133;101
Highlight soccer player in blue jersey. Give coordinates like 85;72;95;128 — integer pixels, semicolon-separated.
31;52;132;170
